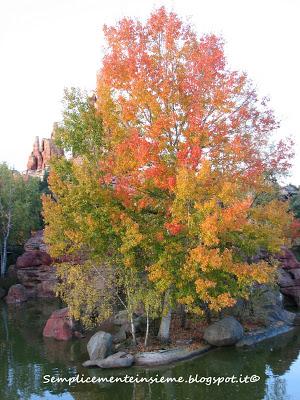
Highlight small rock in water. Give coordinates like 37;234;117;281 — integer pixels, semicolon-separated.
87;331;113;360
82;352;134;369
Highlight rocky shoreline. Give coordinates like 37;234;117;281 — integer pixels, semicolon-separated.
1;230;300;370
81;321;300;369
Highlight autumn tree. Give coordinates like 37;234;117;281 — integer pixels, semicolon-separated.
96;7;293;341
43;9;294;344
43;89;161;341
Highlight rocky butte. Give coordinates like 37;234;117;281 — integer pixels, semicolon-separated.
25;125;64;180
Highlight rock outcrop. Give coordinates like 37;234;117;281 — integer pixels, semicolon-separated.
277;248;300;307
224;284;295;327
15;231;57;298
25;127;64;180
43;308;74;341
203;316;244;346
5;284;28;304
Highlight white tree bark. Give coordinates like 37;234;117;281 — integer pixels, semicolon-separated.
144;306;150;347
0;193;12;277
158;290;172;343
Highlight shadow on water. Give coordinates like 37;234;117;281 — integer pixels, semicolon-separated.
1;300;300;400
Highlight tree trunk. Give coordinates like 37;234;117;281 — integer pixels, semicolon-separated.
180;304;187;328
158;290;172;343
1;208;11;277
130;312;137;345
1;237;8;277
144;306;150;348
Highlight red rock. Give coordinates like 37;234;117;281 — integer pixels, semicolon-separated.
15;233;57;299
36;280;56;298
25;131;64;179
7;265;17;279
17;264;56;298
24;230;48;252
43;308;74;341
277;248;300;270
16;250;52;268
5;284;28;304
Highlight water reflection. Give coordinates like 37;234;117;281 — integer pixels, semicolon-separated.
1;300;300;400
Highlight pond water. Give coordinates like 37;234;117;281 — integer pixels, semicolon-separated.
1;299;300;400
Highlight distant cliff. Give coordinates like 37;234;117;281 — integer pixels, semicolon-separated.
25;126;64;180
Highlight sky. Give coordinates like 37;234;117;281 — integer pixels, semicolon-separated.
0;0;299;183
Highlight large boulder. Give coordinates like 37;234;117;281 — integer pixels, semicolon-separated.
16;250;52;268
5;284;28;304
87;331;112;360
204;316;244;346
83;352;134;369
43;308;73;341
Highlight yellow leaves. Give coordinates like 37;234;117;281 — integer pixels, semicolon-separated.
175;167;197;200
248;199;292;253
178;295;194;305
195;278;216;294
189;246;222;271
218;181;240;204
64;229;84;246
200;213;220;246
231;260;276;286
208;293;236;311
147;260;173;292
118;216;143;255
56;262;115;328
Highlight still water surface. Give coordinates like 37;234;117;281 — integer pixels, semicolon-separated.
1;300;300;400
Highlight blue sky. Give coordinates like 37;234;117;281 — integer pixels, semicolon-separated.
0;0;299;184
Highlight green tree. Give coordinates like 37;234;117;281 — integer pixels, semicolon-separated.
0;163;42;276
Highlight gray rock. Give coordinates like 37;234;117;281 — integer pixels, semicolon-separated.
87;331;112;361
278;269;295;288
236;325;294;347
225;285;294;327
112;310;146;335
293;313;300;326
134;346;211;366
112;325;127;344
83;352;134;369
112;310;129;326
204;316;244;346
264;305;295;326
